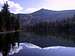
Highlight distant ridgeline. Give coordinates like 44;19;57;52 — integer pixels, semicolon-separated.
17;9;75;35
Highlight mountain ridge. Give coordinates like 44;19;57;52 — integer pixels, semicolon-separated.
16;9;75;26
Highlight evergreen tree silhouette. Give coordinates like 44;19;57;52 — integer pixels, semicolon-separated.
0;1;19;56
1;1;10;31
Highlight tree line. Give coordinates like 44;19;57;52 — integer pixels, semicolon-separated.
24;15;75;42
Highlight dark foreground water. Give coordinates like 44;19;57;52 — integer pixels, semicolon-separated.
19;32;75;47
0;32;75;56
7;43;75;56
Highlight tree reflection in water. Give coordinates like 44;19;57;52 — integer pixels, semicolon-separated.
0;32;19;56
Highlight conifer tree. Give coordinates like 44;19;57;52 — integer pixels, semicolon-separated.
1;1;10;31
0;1;19;56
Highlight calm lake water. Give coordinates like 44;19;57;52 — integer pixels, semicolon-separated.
19;32;75;47
0;32;75;56
9;43;75;56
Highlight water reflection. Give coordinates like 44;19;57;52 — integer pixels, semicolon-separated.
0;31;75;56
0;31;19;56
10;43;75;56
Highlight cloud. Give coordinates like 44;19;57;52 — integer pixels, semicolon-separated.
0;0;23;14
0;0;8;4
8;1;23;14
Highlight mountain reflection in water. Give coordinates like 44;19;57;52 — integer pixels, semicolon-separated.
0;32;75;56
7;43;75;56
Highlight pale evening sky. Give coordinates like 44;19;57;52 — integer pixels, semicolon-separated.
0;0;75;14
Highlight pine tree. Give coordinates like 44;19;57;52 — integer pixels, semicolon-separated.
1;1;10;31
0;1;19;56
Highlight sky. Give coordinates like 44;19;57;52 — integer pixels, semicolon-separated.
0;0;75;14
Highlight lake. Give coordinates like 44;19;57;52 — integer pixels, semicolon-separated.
19;32;75;47
9;43;75;56
0;31;75;56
